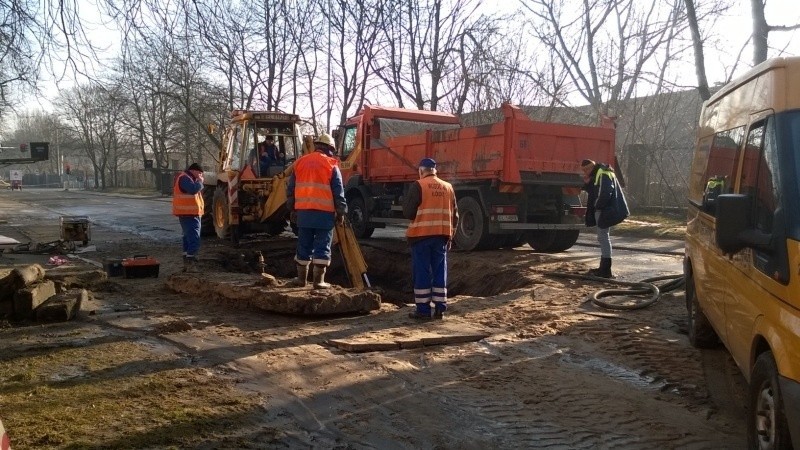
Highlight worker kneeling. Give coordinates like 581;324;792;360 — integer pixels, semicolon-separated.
287;133;347;288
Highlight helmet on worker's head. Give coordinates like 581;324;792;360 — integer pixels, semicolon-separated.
314;133;336;150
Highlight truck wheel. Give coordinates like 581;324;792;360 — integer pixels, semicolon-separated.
455;197;489;251
349;196;375;238
547;230;580;252
213;187;231;239
748;351;792;450
685;270;719;348
525;230;556;252
201;185;216;236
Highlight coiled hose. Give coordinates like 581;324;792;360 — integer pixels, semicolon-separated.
544;272;685;310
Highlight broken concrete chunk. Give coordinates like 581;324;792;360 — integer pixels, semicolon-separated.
0;264;46;301
35;289;87;322
13;280;57;319
45;266;108;289
0;300;13;320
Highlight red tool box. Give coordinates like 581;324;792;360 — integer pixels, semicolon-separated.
122;255;160;278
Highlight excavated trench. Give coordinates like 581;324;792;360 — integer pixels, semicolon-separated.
212;237;538;304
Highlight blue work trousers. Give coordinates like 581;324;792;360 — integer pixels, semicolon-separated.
179;215;201;258
411;236;449;314
296;226;334;266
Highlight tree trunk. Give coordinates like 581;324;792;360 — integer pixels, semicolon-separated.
684;0;711;100
751;0;769;64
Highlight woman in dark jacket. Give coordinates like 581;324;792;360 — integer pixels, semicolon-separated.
581;159;629;278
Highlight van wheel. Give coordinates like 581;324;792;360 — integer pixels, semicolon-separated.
686;270;719;348
748;351;792;450
455;197;489;251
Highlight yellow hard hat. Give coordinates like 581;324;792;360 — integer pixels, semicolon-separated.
314;133;336;150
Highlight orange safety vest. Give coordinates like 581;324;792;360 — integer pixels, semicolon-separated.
406;175;455;238
172;172;204;216
294;151;336;212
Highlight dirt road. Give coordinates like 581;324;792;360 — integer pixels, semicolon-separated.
0;189;746;448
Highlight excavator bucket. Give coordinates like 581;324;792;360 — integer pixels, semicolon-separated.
333;219;370;289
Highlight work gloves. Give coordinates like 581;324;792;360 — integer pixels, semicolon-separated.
336;212;346;226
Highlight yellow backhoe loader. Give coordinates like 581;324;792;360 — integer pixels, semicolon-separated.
202;110;369;288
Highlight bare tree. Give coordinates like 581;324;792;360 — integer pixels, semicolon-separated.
522;0;684;120
371;0;483;111
751;0;800;64
325;0;384;128
55;83;118;188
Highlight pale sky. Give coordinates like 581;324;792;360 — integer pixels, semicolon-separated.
25;0;800;116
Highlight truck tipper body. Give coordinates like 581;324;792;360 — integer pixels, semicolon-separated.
335;103;616;251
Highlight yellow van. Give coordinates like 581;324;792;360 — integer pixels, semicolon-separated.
685;56;800;448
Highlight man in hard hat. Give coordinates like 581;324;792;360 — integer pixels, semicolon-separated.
172;162;205;272
287;133;347;288
403;158;458;320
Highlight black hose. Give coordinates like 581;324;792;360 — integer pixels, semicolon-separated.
543;272;685;311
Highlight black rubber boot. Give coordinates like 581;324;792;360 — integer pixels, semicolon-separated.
598;257;614;278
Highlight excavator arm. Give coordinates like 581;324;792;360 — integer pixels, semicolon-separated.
333;218;371;289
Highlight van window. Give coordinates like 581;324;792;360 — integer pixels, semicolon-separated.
740;119;779;234
698;126;744;213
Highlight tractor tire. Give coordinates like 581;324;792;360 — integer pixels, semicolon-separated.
201;185;216;236
213;187;231;240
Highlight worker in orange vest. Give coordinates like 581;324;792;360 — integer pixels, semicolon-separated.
403;158;458;320
172;162;205;272
287;133;347;288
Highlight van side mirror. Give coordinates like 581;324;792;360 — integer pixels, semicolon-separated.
715;194;772;254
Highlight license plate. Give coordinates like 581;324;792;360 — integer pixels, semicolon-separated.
496;215;518;222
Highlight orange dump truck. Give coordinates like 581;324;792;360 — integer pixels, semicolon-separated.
335;103;616;251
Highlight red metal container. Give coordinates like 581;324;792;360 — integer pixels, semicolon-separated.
122;256;160;278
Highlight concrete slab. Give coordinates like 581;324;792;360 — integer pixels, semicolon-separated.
166;272;381;316
327;319;490;353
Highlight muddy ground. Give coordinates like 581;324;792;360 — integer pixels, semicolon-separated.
0;192;747;449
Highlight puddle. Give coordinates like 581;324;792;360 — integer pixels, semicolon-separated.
559;353;669;391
